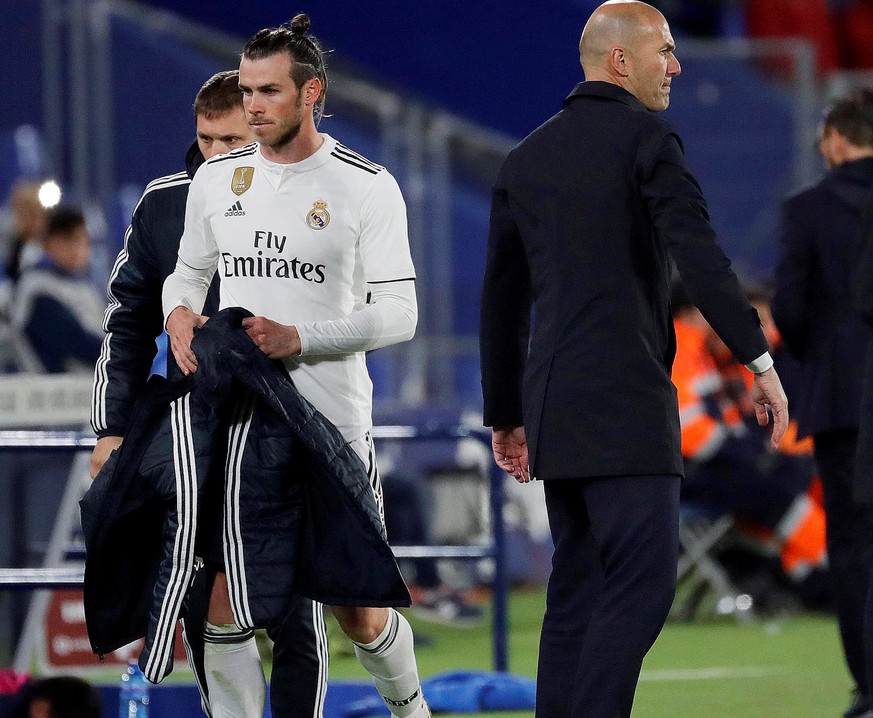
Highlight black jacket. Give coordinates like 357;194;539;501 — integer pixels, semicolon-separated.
81;308;409;682
851;169;873;500
480;82;767;480
91;142;219;438
772;157;873;439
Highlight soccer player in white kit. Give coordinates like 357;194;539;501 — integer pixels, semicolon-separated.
162;14;430;718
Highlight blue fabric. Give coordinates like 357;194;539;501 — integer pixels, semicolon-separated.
423;671;536;711
340;671;536;716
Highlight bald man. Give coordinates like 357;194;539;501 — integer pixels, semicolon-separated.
480;2;788;716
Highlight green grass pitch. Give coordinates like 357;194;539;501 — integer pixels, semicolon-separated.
325;588;855;717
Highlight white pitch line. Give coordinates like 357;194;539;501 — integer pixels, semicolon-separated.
640;666;785;682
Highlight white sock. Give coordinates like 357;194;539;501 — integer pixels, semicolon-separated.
353;609;428;718
204;622;266;718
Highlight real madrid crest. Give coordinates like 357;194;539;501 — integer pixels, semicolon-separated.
306;199;330;230
231;167;254;196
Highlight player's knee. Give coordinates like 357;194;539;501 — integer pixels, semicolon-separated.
332;606;389;644
208;572;236;625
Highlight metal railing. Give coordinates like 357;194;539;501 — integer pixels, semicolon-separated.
0;424;509;671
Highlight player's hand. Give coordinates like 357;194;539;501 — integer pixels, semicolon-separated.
750;366;789;449
166;306;207;375
90;435;122;478
492;425;531;483
242;316;302;359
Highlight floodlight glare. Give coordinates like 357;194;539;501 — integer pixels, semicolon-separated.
37;181;62;208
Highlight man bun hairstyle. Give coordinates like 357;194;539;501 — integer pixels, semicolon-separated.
290;13;310;34
242;13;329;124
823;87;873;150
194;70;243;121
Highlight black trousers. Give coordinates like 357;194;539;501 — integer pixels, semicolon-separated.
536;474;681;718
267;596;326;718
182;567;325;718
815;429;873;695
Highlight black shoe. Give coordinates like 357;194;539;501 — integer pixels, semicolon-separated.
844;690;873;718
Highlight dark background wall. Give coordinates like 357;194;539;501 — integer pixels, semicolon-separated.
135;0;599;139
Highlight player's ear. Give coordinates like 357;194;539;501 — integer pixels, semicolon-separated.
303;78;323;107
610;47;630;77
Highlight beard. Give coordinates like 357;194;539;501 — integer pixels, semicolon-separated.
258;97;305;151
268;117;303;150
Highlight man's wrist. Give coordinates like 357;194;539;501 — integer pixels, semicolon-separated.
165;303;190;329
291;324;306;356
744;351;774;374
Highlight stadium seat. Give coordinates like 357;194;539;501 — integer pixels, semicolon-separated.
673;502;755;622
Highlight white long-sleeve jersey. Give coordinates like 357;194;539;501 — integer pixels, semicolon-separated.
163;135;417;441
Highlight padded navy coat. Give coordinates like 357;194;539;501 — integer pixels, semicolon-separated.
81;307;409;682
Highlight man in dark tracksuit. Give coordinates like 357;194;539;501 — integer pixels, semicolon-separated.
479;3;789;717
773;88;873;718
89;72;324;717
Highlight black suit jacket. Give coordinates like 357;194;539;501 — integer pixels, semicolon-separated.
480;82;766;480
772;158;873;439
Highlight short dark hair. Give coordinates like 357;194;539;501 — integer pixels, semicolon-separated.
193;70;243;121
21;676;102;718
242;13;328;123
823;88;873;149
45;206;86;239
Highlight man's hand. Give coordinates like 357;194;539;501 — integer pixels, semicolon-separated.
750;366;789;449
492;425;531;483
90;435;122;478
242;316;301;359
166;306;207;375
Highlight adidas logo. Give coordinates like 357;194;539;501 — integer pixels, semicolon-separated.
225;200;245;217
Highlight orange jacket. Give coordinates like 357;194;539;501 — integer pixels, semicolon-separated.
672;318;744;460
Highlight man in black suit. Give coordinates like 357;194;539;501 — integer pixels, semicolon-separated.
479;2;788;717
773;87;873;718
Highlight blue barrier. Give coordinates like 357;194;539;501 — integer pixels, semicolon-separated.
95;670;537;718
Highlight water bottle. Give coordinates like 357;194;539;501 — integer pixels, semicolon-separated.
119;660;149;718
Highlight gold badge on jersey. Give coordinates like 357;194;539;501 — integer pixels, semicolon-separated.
306;199;330;230
231;167;254;196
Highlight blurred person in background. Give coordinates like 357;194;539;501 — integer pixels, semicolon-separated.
772;87;873;718
1;180;47;283
9;206;103;373
12;676;101;718
672;282;828;606
479;2;787;716
88;71;330;718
